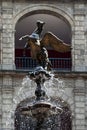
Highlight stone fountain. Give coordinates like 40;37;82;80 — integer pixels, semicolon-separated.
20;66;62;118
15;20;72;130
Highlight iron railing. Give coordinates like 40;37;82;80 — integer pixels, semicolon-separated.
15;57;72;71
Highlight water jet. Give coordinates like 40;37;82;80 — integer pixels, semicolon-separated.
20;66;62;120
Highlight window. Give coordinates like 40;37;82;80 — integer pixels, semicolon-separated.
15;14;71;71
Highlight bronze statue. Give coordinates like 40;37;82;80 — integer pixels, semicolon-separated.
19;20;71;70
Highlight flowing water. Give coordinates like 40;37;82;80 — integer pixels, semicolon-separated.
16;74;72;130
6;73;72;130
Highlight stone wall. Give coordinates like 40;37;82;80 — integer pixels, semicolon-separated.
0;0;87;130
0;72;87;130
0;0;87;72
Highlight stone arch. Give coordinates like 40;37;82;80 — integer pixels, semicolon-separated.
13;4;74;31
13;4;74;70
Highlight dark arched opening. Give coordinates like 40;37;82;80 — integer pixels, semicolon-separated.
15;13;72;71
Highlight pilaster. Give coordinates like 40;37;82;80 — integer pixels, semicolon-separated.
74;3;86;71
74;78;86;130
85;81;87;129
0;1;2;67
0;0;15;70
2;75;14;130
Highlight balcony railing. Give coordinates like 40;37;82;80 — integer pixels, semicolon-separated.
15;57;72;71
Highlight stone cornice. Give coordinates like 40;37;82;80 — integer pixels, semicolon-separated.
26;0;86;2
0;70;87;79
31;0;86;3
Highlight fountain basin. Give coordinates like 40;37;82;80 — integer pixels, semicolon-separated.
20;100;62;119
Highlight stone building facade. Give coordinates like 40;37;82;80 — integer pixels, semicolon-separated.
0;0;87;130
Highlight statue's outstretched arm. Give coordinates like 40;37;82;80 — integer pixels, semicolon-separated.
19;35;30;41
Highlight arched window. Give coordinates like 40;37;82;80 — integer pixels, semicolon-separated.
15;13;72;71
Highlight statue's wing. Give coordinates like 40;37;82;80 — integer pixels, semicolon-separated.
41;32;71;52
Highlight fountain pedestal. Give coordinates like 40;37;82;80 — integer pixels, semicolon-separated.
20;66;62;120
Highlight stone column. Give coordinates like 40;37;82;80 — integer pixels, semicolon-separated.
74;78;86;130
74;3;86;71
1;1;15;70
2;75;14;130
0;2;3;68
85;31;87;71
86;80;87;129
0;78;2;129
0;1;3;120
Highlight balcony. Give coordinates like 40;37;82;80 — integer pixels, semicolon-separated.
15;57;72;71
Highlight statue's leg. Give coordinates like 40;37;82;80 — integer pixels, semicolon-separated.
46;59;52;71
36;53;42;66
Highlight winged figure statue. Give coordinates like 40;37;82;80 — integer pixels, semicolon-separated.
19;20;71;70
